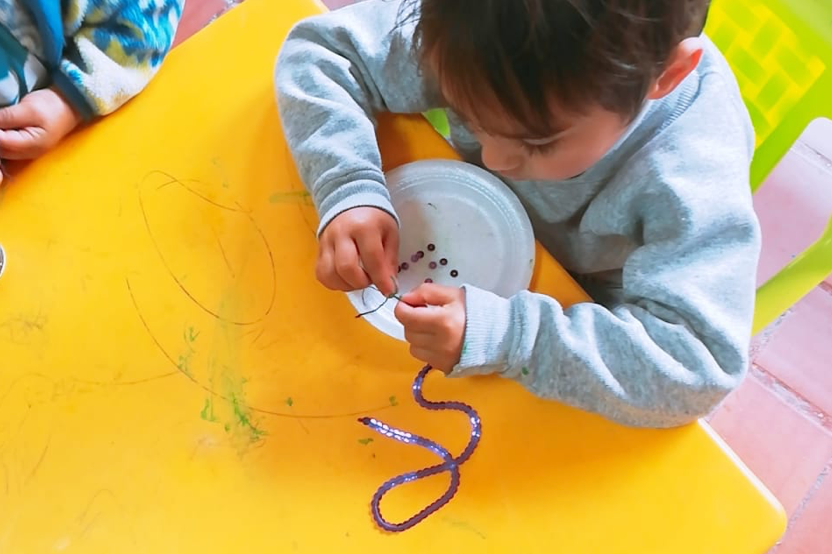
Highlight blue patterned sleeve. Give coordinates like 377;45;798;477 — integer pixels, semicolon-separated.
54;0;185;120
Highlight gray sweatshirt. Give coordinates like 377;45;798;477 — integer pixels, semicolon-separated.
274;0;761;428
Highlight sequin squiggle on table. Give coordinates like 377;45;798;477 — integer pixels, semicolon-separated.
358;365;482;532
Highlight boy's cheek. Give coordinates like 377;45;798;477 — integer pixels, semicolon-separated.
534;149;600;181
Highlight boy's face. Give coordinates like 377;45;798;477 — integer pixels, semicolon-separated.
456;101;630;182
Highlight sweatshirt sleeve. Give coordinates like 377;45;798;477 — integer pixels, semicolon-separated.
274;0;441;235
55;0;184;120
453;91;761;429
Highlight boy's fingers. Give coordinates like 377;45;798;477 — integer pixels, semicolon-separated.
334;239;371;291
400;283;461;307
0;124;49;159
382;225;400;282
355;233;394;296
0;129;39;157
394;301;441;332
316;248;353;291
408;346;433;365
403;328;435;346
0;103;33;129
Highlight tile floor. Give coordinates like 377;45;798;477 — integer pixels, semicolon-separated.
717;124;832;553
176;1;832;552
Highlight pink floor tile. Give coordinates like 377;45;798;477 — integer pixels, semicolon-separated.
755;287;832;417
773;473;832;554
173;0;232;48
798;118;832;165
753;142;832;288
321;0;357;8
709;374;832;515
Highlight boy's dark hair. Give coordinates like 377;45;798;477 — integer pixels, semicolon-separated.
406;0;711;137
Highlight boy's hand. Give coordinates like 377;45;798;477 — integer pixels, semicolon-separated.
395;284;466;372
317;206;399;296
0;88;82;160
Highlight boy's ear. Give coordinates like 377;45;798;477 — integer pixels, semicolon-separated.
647;37;704;100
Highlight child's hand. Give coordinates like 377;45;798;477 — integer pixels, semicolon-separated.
395;284;466;372
0;88;81;160
317;206;399;296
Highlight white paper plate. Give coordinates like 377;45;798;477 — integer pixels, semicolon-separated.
347;159;535;340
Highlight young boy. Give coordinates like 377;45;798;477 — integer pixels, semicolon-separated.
0;0;184;171
274;0;760;428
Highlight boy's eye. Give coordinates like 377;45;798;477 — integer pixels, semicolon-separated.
520;140;558;156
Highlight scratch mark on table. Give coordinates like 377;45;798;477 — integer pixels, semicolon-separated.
70;372;178;387
443;517;487;540
296;419;310;435
250;326;266;345
77;489;117;531
257;336;282;351
1;460;8;495
25;434;50;485
211;157;231;189
269;190;311;204
209;223;236;278
0;373;50;407
284;398;310;435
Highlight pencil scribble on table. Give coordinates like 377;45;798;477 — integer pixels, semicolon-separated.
0;373;56;517
0;309;49;350
127;169;397;452
73;488;138;547
137;170;277;326
127;279;395;422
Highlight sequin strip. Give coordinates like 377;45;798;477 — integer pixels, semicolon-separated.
357;365;482;532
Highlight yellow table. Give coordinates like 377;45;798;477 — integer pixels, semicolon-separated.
0;0;785;552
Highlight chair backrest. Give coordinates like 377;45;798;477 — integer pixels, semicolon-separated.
705;0;832;189
706;0;832;332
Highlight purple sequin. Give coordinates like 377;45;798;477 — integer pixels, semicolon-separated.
429;261;437;269
357;365;482;532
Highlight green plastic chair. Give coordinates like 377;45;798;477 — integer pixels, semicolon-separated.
423;108;450;138
424;0;832;335
706;0;832;333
